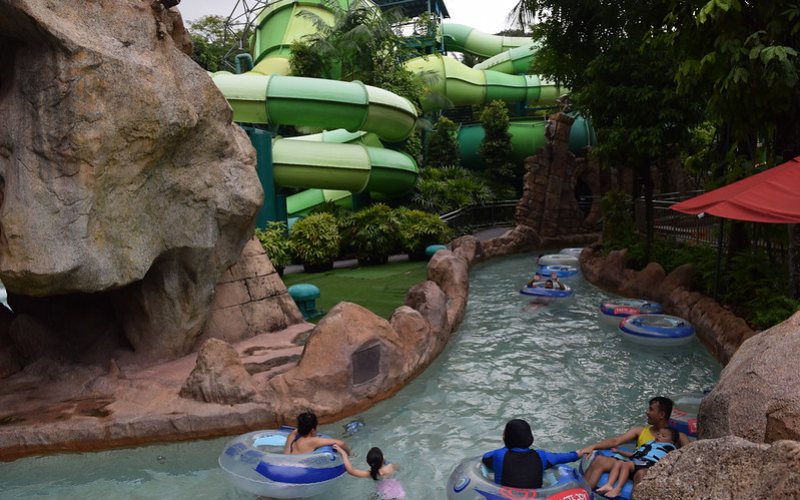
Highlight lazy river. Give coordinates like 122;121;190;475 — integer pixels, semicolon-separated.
0;253;721;499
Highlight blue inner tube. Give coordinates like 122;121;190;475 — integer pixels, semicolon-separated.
520;282;574;298
619;314;694;339
538;264;579;278
599;299;663;318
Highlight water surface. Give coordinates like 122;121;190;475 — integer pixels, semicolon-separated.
0;253;721;499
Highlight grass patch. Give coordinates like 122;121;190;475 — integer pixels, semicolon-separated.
282;260;428;320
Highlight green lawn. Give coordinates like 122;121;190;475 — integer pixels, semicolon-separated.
282;260;429;320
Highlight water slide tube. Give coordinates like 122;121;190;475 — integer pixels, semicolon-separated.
440;23;531;58
458;116;595;169
405;54;564;111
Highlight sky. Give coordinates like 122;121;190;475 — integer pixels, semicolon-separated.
178;0;524;34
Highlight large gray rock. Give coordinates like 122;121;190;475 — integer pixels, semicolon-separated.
0;1;262;360
634;436;800;499
180;339;257;405
427;250;469;329
700;311;800;442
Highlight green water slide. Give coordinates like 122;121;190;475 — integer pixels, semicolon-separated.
458;116;596;169
440;23;530;58
405;54;564;111
474;43;538;74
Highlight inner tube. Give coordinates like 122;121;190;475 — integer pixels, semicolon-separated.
538;264;579;278
560;247;584;258
618;314;695;346
571;451;634;500
446;456;591;500
538;253;579;267
520;281;574;298
219;428;345;498
599;299;663;326
669;391;705;438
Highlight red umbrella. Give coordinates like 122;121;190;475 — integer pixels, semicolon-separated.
670;156;800;222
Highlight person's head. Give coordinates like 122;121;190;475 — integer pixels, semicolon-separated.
646;397;674;425
653;427;679;445
544;280;554;289
296;412;318;437
503;419;533;449
366;447;384;480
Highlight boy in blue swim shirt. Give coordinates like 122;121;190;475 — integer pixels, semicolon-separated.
482;419;586;489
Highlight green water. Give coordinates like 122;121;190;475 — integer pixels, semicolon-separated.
0;253;721;499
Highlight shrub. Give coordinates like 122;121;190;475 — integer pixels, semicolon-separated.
289;213;341;272
601;190;636;251
412;166;494;214
255;221;293;271
479;100;516;187
427;116;460;168
339;204;400;265
395;208;453;260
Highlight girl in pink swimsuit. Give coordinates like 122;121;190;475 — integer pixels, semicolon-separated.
333;444;406;499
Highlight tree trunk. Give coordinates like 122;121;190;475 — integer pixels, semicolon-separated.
639;162;654;263
789;225;800;300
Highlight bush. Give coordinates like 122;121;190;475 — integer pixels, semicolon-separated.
255;222;293;271
395;208;453;260
479;100;516;187
339;204;400;265
427;116;460;168
289;213;341;272
601;190;636;251
412;166;495;214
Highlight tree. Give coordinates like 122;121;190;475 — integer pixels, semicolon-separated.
510;0;705;261
666;0;800;298
289;0;425;104
479;100;517;191
427;116;460;168
187;15;249;72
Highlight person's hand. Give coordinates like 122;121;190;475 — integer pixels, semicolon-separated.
610;447;619;453
577;447;593;457
287;428;298;438
551;272;557;279
332;444;348;456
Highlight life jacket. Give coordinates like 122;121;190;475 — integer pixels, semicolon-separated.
630;440;676;465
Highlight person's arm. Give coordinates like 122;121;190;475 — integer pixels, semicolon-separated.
581;427;643;454
611;447;635;458
313;437;351;455
283;428;298;455
538;449;579;469
332;444;370;478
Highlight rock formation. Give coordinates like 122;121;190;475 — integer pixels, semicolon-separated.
634;436;800;499
700;310;800;442
0;0;263;364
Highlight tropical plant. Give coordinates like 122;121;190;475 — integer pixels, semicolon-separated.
289;213;341;272
412;166;495;214
427;116;460;168
395;208;453;260
600;191;636;251
255;221;293;272
187;15;248;72
339;204;400;265
479;100;517;190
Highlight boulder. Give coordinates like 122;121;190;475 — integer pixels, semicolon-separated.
404;281;449;338
634;436;800;499
0;307;21;379
657;264;693;303
481;225;543;259
450;236;482;268
427;250;469;329
620;262;665;299
699;311;800;442
598;249;627;289
180;339;257;405
0;0;262;361
268;302;414;419
390;306;435;370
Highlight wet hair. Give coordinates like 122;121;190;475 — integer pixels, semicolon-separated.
297;412;318;436
366;447;384;480
650;397;674;420
544;279;554;288
503;419;534;449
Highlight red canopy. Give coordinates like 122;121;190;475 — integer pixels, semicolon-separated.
670;156;800;223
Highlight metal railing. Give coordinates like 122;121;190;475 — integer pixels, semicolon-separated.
634;191;723;247
440;200;519;231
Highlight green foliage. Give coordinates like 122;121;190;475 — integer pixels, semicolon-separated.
395;208;453;259
339;204;400;265
479;100;517;188
427;116;460;168
600;191;636;249
289;213;341;267
288;0;425;105
411;166;495;214
187;15;247;72
255;222;293;268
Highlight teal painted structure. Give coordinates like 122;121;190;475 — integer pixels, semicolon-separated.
288;283;323;319
425;244;447;258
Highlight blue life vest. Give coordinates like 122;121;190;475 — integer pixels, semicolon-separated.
630;440;676;465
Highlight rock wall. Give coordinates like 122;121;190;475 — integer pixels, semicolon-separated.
580;245;755;364
0;1;262;364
